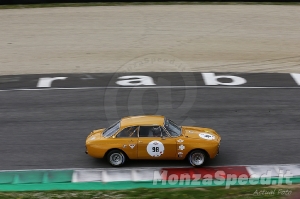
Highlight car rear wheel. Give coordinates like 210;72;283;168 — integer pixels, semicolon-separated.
188;150;206;167
107;150;126;167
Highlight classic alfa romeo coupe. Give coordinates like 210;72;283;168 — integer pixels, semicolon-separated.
85;115;221;167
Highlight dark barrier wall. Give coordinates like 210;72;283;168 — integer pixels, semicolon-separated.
0;0;117;4
1;0;101;4
1;0;298;5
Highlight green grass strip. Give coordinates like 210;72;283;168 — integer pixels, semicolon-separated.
0;184;299;199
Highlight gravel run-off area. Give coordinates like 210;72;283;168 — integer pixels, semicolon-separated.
0;5;300;75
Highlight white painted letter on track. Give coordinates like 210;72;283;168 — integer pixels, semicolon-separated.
202;73;246;86
37;77;68;87
116;75;156;86
291;73;300;86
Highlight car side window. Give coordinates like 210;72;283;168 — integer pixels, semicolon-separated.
139;126;151;137
160;127;169;137
116;126;138;138
139;126;169;137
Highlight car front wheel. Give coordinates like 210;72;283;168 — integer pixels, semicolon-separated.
188;150;206;167
107;150;126;167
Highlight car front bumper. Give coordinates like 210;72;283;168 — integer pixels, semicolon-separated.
216;142;220;155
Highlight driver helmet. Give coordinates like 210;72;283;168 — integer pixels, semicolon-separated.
152;127;161;137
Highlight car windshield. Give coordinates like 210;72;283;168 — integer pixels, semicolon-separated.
164;118;181;137
103;121;120;138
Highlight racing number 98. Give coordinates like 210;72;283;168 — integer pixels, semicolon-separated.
152;147;159;152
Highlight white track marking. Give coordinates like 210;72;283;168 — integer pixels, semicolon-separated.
202;73;247;86
116;76;156;86
1;163;299;172
36;77;68;87
291;73;300;86
0;86;299;92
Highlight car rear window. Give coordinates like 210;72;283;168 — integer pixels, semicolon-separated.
103;121;120;138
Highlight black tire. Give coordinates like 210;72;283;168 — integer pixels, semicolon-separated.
188;150;207;167
106;149;127;167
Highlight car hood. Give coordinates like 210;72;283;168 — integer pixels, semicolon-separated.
182;126;220;141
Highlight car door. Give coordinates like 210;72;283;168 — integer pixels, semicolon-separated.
137;125;177;159
115;126;139;159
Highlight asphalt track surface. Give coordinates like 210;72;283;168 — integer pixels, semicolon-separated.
0;86;299;170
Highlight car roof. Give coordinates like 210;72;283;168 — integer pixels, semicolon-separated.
120;115;165;128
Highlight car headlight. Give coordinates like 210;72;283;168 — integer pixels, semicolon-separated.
89;135;96;140
199;133;215;140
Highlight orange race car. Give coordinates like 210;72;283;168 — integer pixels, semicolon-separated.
85;115;221;167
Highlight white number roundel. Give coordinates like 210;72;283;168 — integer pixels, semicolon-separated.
146;140;165;157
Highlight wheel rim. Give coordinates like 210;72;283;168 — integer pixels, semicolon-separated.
190;152;205;166
109;153;124;166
